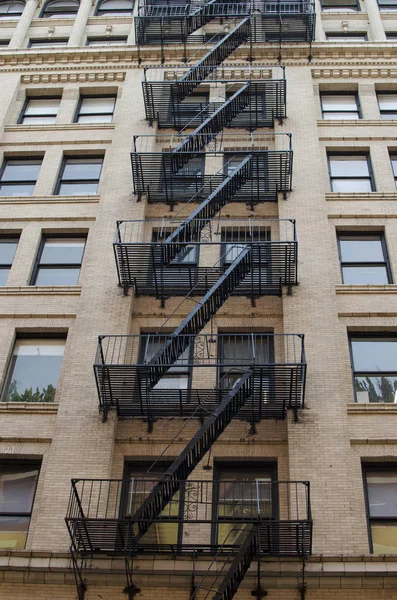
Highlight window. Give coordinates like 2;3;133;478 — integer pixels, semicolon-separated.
364;467;397;554
328;153;374;192
29;39;68;47
386;32;397;40
18;97;61;125
321;93;360;119
95;0;133;15
0;462;40;549
0;0;24;19
75;96;116;123
338;232;391;284
87;37;127;45
40;0;79;17
378;0;397;11
218;334;272;391
0;39;9;46
55;156;103;195
213;464;277;545
2;336;66;402
123;463;181;545
31;236;86;286
378;93;397;119
0;158;42;196
321;0;359;11
326;33;367;41
350;335;397;403
139;334;191;391
0;236;18;285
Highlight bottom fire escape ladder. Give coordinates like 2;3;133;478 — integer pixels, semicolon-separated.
191;527;258;600
130;369;253;544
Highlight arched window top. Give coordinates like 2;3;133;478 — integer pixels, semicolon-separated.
40;0;79;18
0;0;25;19
95;0;133;16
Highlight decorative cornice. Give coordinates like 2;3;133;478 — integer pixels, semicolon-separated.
329;213;397;219
320;135;397;140
348;404;397;415
0;195;100;205
336;284;397;294
21;71;126;83
326;192;397;201
312;67;397;78
350;437;397;442
0;313;76;318
338;311;397;317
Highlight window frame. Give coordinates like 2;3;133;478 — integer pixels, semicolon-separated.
377;0;397;11
0;460;41;550
54;155;103;196
30;234;86;286
0;234;19;286
0;0;25;19
362;464;397;554
348;333;397;403
0;157;42;197
211;462;278;546
28;38;69;47
73;94;116;124
377;92;397;119
1;333;67;403
321;0;360;11
327;152;375;192
39;0;79;18
326;32;368;41
337;231;392;285
18;95;61;125
320;91;361;119
86;36;127;45
94;0;133;16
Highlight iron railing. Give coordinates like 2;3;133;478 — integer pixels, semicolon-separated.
114;218;297;295
93;333;306;420
66;478;312;556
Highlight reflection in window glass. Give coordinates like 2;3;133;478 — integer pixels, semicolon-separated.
29;39;68;47
56;157;103;195
40;0;79;17
378;0;397;11
378;94;397;119
32;237;86;286
0;463;39;549
328;154;374;192
96;0;133;15
2;338;65;402
87;37;127;45
338;233;391;284
321;0;358;10
326;33;367;41
140;335;191;391
351;337;397;403
19;97;60;124
364;469;397;554
0;0;24;19
0;159;42;196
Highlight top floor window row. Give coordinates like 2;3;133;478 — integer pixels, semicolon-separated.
0;0;133;18
19;94;116;124
320;91;397;121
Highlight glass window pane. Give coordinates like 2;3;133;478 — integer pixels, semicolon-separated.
0;516;30;549
351;338;397;372
62;159;102;180
0;268;9;285
58;182;99;195
40;239;85;264
371;523;397;554
391;157;397;176
367;473;397;516
340;236;384;262
331;178;373;192
79;97;115;114
35;267;81;286
98;0;132;8
378;94;397;110
0;183;35;196
77;114;113;123
22;116;57;124
323;112;359;120
322;95;358;111
330;156;370;177
2;160;41;181
0;465;39;513
25;98;59;116
3;339;65;403
0;239;18;265
343;266;389;284
30;40;68;46
355;375;397;403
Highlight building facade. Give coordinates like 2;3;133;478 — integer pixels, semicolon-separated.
0;0;397;598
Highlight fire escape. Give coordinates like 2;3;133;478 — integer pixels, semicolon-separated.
66;2;314;599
